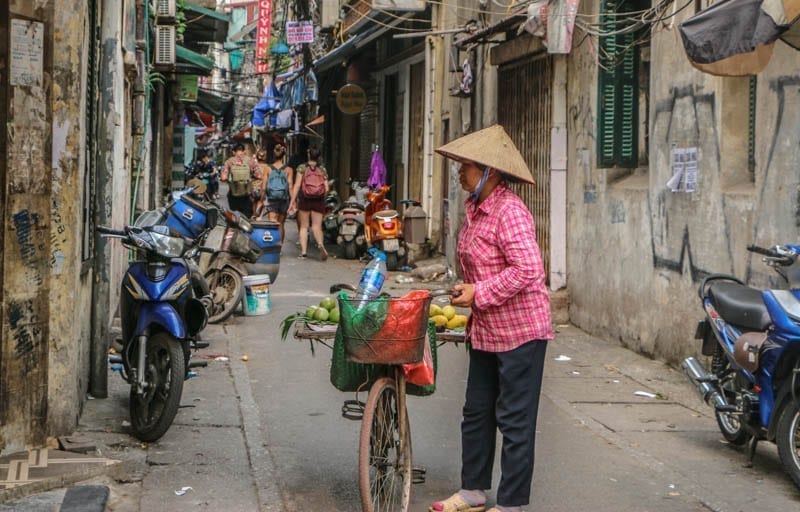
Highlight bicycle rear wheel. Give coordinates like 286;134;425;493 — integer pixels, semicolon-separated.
358;377;412;512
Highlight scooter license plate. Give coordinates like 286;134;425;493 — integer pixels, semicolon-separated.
325;217;338;230
383;238;399;252
342;223;358;235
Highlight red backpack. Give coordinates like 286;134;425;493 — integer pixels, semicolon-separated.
301;164;326;198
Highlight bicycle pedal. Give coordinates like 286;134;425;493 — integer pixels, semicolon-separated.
341;399;365;421
412;466;426;484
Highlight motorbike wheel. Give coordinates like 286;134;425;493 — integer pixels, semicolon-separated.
206;268;243;323
386;251;399;271
129;332;185;442
712;344;752;446
776;398;800;490
343;240;358;260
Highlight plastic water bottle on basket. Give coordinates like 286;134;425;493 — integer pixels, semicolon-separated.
355;248;388;309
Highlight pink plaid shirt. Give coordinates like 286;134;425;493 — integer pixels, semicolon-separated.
457;183;553;352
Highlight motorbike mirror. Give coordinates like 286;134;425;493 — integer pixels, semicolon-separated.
330;283;357;293
186;178;206;195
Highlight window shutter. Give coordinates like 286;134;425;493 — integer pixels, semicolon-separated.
597;0;640;168
616;29;638;168
597;0;617;167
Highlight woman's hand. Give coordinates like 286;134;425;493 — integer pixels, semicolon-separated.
451;283;474;307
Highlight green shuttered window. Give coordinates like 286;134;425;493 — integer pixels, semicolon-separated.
597;0;641;168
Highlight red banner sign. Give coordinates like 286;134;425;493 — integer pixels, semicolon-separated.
255;0;272;74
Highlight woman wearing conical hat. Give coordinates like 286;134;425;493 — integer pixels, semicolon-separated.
431;125;553;512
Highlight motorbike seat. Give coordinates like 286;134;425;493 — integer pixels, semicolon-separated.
372;209;398;220
708;281;771;331
180;193;211;213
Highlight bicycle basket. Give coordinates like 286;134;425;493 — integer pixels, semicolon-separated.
338;290;432;365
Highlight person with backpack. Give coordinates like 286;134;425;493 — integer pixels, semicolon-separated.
264;144;294;242
221;143;258;218
289;146;329;260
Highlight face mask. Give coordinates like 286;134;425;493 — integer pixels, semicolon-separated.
469;166;492;201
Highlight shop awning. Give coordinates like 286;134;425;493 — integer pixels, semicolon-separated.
313;23;392;73
176;45;215;74
187;89;234;130
182;2;231;51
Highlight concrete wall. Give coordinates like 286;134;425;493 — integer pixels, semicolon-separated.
1;0;93;454
566;1;800;365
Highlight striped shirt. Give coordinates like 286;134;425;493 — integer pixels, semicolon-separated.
457;183;554;352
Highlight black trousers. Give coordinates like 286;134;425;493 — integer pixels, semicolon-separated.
461;340;548;507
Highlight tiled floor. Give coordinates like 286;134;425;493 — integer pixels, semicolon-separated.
0;449;116;490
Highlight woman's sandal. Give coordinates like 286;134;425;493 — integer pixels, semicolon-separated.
429;493;486;512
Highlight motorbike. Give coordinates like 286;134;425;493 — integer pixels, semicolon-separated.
323;179;340;244
99;224;212;442
336;199;366;260
364;185;407;270
683;243;800;489
198;209;281;323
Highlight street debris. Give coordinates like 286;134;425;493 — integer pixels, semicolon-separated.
241;354;249;361
174;486;193;496
554;355;572;362
121;420;131;428
410;263;448;281
395;276;414;284
215;356;229;362
634;390;657;399
571;371;581;375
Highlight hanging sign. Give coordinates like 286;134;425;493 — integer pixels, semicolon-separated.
178;75;198;102
255;0;272;74
336;83;367;115
286;21;315;44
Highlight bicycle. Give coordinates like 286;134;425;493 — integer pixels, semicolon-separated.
294;287;462;511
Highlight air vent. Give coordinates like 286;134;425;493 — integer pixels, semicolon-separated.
155;0;176;22
155;25;176;65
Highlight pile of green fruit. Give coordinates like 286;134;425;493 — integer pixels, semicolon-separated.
304;296;340;323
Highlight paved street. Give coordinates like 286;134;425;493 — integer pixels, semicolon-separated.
4;222;800;511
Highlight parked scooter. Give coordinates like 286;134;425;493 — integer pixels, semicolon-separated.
199;210;281;323
98;224;211;442
364;185;407;270
323;179;340;244
683;243;800;489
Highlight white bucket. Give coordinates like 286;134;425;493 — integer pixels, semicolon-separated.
242;274;271;316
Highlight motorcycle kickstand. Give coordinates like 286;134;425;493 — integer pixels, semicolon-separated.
745;436;759;468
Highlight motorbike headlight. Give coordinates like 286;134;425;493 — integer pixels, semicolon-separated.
149;231;185;258
238;217;253;233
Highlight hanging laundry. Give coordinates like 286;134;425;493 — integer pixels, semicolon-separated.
368;148;387;189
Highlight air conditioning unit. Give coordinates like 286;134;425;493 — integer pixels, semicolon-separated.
155;0;177;23
155;25;176;65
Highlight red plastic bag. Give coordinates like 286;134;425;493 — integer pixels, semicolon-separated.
403;333;434;386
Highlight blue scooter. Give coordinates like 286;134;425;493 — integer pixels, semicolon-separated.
99;224;212;441
683;243;800;489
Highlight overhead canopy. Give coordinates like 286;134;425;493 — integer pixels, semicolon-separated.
186;89;234;130
176;45;215;74
182;2;230;52
680;0;799;76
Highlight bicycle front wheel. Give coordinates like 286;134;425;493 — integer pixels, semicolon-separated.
359;377;412;512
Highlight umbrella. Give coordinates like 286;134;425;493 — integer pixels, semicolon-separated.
679;0;799;76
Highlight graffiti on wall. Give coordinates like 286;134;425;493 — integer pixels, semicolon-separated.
7;299;42;374
645;77;800;283
11;209;45;286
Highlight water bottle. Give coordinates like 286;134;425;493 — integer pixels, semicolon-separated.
354;248;388;309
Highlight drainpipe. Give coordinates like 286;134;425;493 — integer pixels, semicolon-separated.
550;56;567;290
91;0;125;398
423;35;434;236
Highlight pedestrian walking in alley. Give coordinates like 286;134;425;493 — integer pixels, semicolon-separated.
194;150;219;199
289;146;329;261
221;143;258;218
264;143;294;242
252;149;270;218
430;125;554;512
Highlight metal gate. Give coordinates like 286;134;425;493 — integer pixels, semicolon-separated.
498;55;552;281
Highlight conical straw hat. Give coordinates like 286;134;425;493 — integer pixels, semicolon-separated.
435;125;535;185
